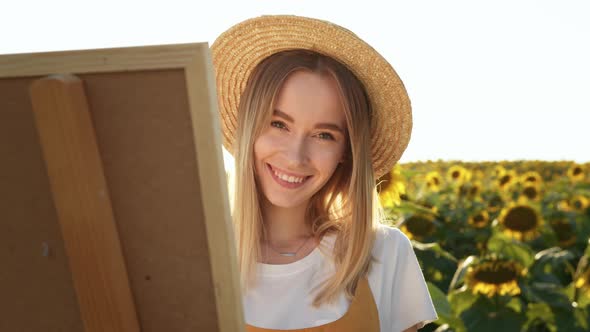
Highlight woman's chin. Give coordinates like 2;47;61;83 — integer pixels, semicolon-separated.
265;196;309;210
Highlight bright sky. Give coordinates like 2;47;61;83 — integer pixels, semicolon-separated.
4;0;589;165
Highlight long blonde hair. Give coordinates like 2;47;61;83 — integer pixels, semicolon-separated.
231;49;383;306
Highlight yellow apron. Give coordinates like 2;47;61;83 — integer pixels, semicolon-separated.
246;277;380;332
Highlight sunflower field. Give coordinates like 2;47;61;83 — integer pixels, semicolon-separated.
377;161;590;332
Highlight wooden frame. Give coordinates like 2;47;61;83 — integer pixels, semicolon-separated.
0;44;243;331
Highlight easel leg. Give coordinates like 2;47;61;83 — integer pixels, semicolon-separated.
29;74;141;332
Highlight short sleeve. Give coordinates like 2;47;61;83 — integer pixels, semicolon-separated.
370;226;438;331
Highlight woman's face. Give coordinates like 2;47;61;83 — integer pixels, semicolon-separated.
254;70;347;210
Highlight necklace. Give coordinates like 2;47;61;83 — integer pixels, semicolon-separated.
267;236;313;257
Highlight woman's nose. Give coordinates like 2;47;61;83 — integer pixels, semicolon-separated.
283;136;309;167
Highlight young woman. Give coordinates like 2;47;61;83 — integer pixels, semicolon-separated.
211;15;438;332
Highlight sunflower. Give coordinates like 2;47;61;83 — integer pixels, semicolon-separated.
543;169;554;181
457;180;482;198
425;171;442;192
446;165;470;185
494;165;507;178
497;203;543;241
521;184;541;202
473;170;486;181
377;165;406;207
551;219;577;247
557;199;570;212
497;170;518;191
419;201;439;215
470;181;482;197
469;210;490;228
567;164;586;182
569;195;589;212
487;194;504;213
520;171;543;185
465;257;524;297
400;214;436;241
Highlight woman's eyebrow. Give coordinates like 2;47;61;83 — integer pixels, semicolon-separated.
273;109;344;134
273;109;294;122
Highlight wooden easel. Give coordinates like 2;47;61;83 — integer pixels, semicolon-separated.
0;43;243;332
30;74;140;331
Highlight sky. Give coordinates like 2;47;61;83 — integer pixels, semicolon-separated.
3;0;589;166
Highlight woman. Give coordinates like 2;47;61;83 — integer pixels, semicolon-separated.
211;15;438;332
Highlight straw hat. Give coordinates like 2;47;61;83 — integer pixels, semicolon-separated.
211;15;412;178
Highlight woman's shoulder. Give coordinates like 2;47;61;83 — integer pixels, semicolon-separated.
371;223;414;265
374;223;412;250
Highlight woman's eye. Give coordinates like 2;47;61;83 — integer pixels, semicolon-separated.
270;121;334;140
270;121;287;130
317;132;335;140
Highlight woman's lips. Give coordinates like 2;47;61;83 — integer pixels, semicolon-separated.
266;163;311;189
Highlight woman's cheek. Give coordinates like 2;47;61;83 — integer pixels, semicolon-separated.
254;132;278;155
311;145;343;165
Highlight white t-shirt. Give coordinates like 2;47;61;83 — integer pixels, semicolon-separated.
244;224;438;331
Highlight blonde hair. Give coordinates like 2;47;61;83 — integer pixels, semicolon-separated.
231;49;383;306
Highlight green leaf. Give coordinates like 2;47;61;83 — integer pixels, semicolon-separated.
396;200;439;216
428;282;452;318
524;302;557;332
413;242;458;262
521;282;572;309
460;297;526;332
552;305;589;332
448;287;478;317
487;233;535;268
505;297;523;313
577;286;590;308
529;247;576;286
427;282;467;332
573;307;589;330
415;243;458;291
426;283;469;331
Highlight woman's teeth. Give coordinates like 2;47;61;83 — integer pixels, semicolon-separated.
273;169;305;183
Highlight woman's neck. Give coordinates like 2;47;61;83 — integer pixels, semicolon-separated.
261;199;312;244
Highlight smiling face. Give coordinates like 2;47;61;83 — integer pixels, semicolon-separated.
254;70;348;210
